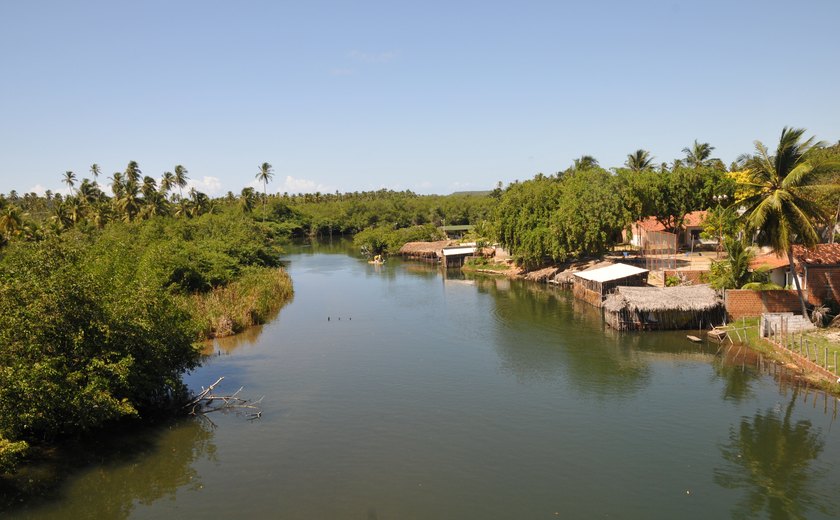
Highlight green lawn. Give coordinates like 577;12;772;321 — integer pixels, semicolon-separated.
723;317;840;375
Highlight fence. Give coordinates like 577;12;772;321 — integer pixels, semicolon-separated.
760;314;837;380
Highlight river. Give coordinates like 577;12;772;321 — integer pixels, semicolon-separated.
4;240;840;519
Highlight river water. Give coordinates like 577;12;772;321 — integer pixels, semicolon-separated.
4;241;840;519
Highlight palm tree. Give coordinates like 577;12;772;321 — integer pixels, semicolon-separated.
625;149;654;172
141;176;158;200
682;140;716;169
109;172;125;199
89;163;101;185
174;165;189;200
742;127;828;317
256;162;274;221
160;171;175;198
706;239;779;290
125;161;141;184
117;179;141;222
239;187;256;213
62;171;77;195
572;155;599;171
0;206;26;241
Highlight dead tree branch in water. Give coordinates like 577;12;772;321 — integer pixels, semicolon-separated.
183;376;264;420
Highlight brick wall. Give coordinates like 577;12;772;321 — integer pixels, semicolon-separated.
725;289;802;318
806;267;840;305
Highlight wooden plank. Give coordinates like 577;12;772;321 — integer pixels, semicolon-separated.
686;335;702;343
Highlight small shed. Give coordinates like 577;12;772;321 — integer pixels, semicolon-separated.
603;285;724;331
572;263;649;307
441;244;478;268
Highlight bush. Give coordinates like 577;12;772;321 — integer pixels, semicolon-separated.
0;235;199;450
353;224;444;256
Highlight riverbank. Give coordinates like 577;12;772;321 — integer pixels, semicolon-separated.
184;266;294;339
722;319;840;393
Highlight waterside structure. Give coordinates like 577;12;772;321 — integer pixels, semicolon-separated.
572;263;649;307
603;285;724;331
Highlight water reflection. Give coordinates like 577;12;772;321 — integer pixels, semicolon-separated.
715;389;833;519
204;322;269;355
1;419;216;519
708;346;765;403
474;276;651;397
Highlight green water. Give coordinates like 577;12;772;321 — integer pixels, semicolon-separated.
4;241;840;519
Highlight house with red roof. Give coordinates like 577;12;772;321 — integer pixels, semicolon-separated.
624;210;709;250
750;243;840;305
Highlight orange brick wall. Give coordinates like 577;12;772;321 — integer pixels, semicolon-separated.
806;267;840;305
725;290;802;318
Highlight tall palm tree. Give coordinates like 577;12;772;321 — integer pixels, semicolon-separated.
117;179;141;222
0;205;26;241
109;172;125;199
625;149;654;172
256;162;274;221
160;171;175;199
62;171;77;195
239;187;256;213
89;163;101;185
742;127;827;317
125;161;141;184
682;140;716;169
572;155;599;171
174;165;189;200
141;176;158;200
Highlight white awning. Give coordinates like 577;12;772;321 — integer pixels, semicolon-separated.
442;246;477;256
573;263;648;283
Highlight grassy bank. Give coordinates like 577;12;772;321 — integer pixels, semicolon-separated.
723;317;840;392
462;256;512;274
186;266;293;339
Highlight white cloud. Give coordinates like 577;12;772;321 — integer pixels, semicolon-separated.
267;175;334;195
29;184;47;196
187;176;223;196
348;50;398;63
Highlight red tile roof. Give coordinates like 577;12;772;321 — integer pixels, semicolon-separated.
633;211;708;232
750;252;789;270
750;244;840;271
792;244;840;265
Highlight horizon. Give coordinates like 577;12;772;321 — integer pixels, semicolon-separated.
1;0;838;197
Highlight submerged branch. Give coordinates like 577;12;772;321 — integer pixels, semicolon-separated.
184;377;264;419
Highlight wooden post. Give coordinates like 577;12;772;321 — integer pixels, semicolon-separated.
825;348;829;370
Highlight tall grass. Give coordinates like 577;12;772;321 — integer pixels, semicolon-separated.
184;266;294;339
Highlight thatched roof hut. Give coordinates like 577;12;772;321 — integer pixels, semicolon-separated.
603;285;724;331
398;240;456;259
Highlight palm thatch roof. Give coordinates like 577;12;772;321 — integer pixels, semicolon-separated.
603;285;722;313
398;240;457;256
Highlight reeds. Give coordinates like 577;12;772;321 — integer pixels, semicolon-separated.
184;267;294;339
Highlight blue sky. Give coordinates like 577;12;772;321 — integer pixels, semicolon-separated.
1;0;838;196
